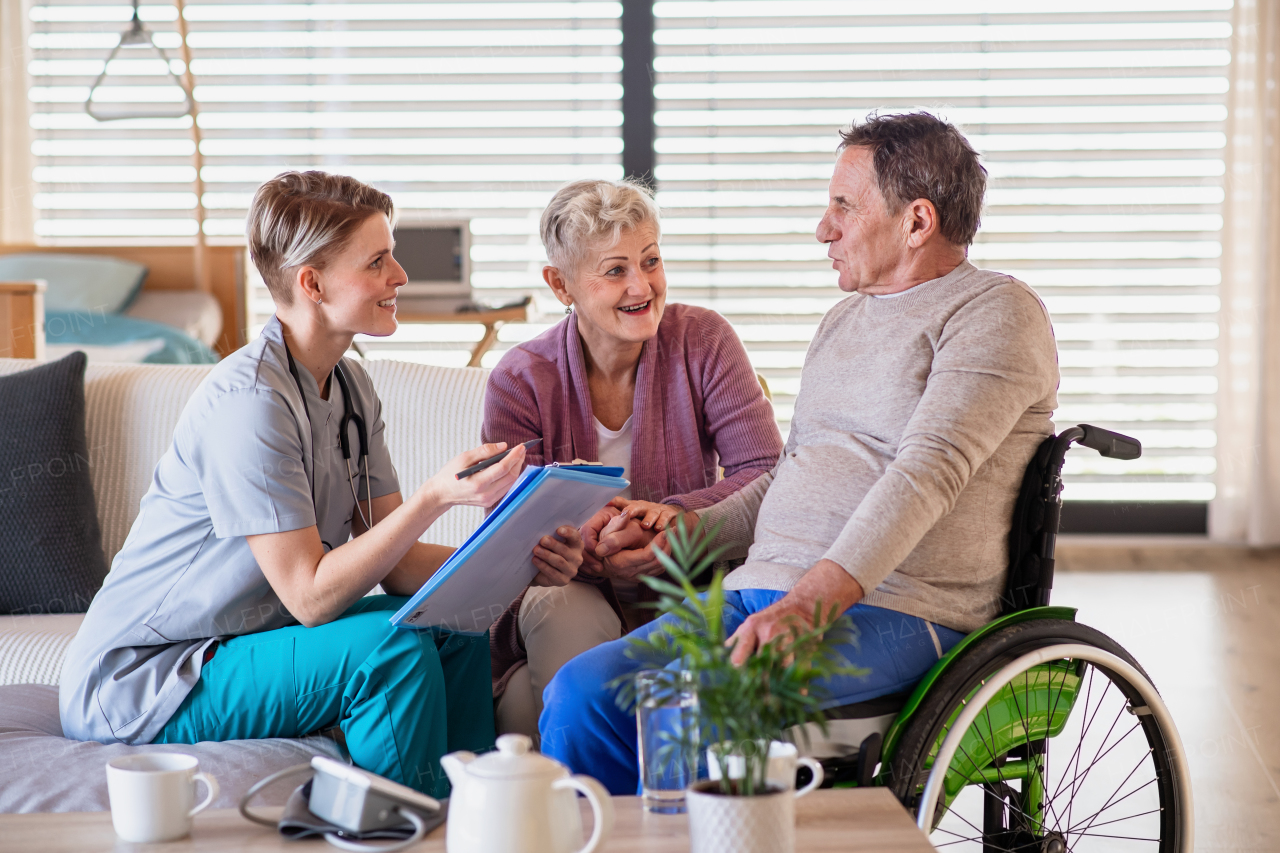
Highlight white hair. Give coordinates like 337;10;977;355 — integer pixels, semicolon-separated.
539;178;661;279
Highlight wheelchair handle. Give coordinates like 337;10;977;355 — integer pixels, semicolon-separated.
1075;424;1142;460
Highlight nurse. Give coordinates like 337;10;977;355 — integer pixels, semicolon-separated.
58;171;584;797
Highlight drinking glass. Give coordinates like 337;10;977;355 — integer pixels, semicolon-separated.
635;669;699;814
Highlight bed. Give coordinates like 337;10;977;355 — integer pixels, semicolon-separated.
0;254;221;364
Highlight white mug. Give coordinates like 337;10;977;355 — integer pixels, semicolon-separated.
706;740;824;797
105;753;219;843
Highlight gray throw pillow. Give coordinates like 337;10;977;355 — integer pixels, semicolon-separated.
0;353;107;615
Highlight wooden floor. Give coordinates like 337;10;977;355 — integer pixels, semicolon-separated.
1054;537;1280;852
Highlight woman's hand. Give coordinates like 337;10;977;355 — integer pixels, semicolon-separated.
426;442;525;509
579;499;625;577
531;525;585;587
596;507;700;580
599;524;669;580
616;500;683;533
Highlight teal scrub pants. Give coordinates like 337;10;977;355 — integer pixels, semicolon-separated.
153;595;494;798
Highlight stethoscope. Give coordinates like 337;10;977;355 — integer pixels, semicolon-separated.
284;342;373;539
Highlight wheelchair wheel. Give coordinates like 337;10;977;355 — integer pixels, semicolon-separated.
886;619;1191;852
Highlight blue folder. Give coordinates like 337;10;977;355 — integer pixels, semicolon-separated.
390;465;628;633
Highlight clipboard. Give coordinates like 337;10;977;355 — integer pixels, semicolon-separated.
390;465;628;634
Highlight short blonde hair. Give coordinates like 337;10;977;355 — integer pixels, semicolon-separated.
539;178;661;278
247;171;395;305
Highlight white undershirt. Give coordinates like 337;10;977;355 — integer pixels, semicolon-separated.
594;414;633;500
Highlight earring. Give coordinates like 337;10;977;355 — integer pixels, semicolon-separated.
564;304;572;315
315;298;323;305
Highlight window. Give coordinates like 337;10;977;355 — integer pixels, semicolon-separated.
26;1;1228;502
652;0;1228;501
27;0;623;342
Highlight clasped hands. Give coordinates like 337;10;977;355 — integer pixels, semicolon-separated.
578;498;689;581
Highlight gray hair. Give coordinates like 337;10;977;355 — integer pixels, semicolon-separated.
539;178;661;278
838;111;987;246
247;170;395;305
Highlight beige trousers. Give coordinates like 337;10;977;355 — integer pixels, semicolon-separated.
494;581;622;745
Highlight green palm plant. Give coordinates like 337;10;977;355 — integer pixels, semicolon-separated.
611;517;867;796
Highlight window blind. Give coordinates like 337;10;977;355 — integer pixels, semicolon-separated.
27;0;622;344
28;1;1227;501
653;0;1228;501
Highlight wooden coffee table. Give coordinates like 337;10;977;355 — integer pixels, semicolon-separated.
0;789;932;852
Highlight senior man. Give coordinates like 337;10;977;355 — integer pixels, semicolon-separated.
541;111;1060;794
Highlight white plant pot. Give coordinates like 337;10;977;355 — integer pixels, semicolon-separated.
686;781;795;853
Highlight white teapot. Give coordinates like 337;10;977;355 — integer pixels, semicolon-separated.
441;733;614;853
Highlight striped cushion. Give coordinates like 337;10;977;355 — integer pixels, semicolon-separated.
0;615;84;686
363;359;489;548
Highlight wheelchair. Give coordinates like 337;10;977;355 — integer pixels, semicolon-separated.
798;425;1193;853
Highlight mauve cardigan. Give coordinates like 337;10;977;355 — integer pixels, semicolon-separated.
482;303;783;508
483;303;783;696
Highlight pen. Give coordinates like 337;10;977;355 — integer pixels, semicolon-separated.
455;438;541;479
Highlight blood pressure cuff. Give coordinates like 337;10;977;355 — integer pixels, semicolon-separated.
278;780;447;842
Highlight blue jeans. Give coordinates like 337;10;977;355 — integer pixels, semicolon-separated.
539;590;964;795
153;595;495;798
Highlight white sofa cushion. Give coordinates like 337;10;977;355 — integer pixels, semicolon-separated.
362;359;487;548
0;615;84;686
0;357;491;686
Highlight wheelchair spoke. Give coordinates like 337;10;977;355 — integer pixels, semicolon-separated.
1041;665;1075;834
1068;776;1158;834
930;825;988;846
979;695;1038;833
953;736;1043;836
1048;721;1142;812
1056;663;1099;836
1060;668;1121;836
1069;831;1160;843
931;781;990;842
1061;696;1133;813
1067;757;1157;839
1067;804;1161;833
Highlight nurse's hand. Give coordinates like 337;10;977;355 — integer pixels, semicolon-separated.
429;442;525;509
530;525;584;587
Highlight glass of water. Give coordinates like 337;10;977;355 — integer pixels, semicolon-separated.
635;669;699;814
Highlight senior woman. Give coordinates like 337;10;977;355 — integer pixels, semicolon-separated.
484;178;783;740
59;171;583;797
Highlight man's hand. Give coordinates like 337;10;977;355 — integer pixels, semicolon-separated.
530;525;584;587
726;559;865;666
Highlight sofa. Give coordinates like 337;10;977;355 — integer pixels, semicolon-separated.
0;356;490;812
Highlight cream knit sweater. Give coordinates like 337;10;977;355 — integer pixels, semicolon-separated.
701;261;1059;633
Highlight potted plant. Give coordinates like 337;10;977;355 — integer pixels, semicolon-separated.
612;519;865;853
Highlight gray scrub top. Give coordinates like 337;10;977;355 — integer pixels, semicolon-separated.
59;316;399;744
